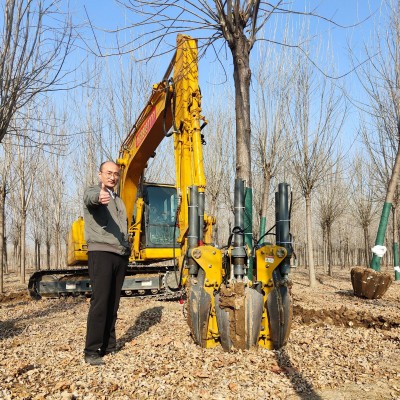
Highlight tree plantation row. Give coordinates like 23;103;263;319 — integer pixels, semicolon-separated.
0;1;398;293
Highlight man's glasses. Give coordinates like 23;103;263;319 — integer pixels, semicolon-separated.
102;171;120;178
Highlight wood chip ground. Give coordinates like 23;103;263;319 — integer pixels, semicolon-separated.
0;269;399;400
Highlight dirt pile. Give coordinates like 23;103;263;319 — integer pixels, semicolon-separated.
0;269;399;400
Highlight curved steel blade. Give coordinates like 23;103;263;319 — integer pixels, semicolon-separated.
187;269;211;347
267;285;292;349
215;292;232;351
215;284;263;351
244;287;264;349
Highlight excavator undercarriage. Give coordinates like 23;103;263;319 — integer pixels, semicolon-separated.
28;264;181;300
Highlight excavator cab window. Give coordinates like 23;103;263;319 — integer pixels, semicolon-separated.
143;184;178;248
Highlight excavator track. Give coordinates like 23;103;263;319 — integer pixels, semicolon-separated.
28;265;181;300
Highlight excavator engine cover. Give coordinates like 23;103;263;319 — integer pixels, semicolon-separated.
215;282;264;351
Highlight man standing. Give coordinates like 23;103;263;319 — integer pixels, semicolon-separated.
83;161;130;366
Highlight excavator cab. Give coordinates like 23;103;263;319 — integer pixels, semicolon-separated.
141;183;178;248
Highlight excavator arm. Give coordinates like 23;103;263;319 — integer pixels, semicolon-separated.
116;34;208;264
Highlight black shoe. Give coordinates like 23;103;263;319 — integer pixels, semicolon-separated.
97;348;116;357
85;354;105;366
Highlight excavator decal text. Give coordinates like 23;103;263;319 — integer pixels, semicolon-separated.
135;106;157;148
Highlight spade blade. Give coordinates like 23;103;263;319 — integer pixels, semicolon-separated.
267;285;292;349
215;292;232;351
215;283;263;351
187;269;211;347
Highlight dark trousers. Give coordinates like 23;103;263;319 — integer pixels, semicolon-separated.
84;251;128;355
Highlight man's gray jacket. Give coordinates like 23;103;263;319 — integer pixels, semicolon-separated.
83;184;130;256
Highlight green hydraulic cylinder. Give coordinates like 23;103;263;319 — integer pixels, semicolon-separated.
259;216;267;243
370;202;392;271
244;186;253;280
393;242;400;281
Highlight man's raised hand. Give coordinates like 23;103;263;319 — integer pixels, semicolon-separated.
99;183;111;205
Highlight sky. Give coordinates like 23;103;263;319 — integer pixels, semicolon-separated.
76;1;382;70
70;1;382;72
66;0;386;154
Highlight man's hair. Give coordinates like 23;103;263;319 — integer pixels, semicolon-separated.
99;161;118;172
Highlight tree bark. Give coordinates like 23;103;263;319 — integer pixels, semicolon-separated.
231;34;252;187
55;222;61;269
363;225;371;266
20;210;27;284
260;167;271;235
305;194;316;287
35;239;41;271
0;184;4;293
46;240;51;270
327;222;333;277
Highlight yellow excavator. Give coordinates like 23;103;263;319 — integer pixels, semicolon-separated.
28;34;293;350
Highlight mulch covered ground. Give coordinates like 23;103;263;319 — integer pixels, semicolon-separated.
0;268;399;400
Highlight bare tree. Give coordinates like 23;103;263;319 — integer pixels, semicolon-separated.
70;62;106;191
48;153;68;268
316;160;347;276
103;53;154;157
14;118;43;283
116;0;269;183
29;192;45;271
286;49;346;287
349;153;379;267
111;1;347;257
353;0;400;273
0;142;12;293
0;0;74;144
252;37;294;237
202;89;235;246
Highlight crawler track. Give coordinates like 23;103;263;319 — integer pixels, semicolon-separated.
28;265;181;301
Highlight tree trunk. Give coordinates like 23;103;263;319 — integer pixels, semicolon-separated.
46;240;51;270
393;206;400;280
208;195;219;246
20;211;27;284
35;240;38;271
343;238;349;269
55;223;61;268
259;168;271;238
231;35;252;187
34;239;40;271
322;225;327;273
305;194;316;287
370;142;400;270
3;210;7;274
363;225;370;266
327;223;333;277
38;241;41;271
13;237;20;274
13;242;17;274
0;184;4;293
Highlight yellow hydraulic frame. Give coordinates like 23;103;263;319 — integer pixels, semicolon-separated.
255;243;288;349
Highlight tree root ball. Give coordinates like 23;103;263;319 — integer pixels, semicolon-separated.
351;267;393;299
